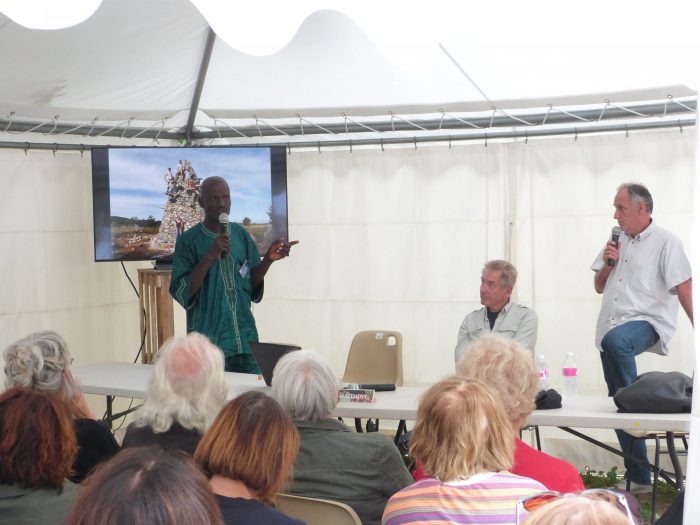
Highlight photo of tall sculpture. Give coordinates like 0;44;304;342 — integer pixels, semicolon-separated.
106;148;276;260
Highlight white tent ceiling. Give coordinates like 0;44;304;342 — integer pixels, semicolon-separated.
0;0;696;146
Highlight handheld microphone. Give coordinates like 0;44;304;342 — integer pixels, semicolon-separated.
607;226;621;266
218;213;229;258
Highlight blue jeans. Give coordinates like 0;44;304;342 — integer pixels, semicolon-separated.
600;321;659;485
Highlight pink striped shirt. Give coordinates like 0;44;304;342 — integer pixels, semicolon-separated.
382;471;545;525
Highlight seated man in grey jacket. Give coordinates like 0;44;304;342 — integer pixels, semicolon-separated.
455;259;538;363
271;349;413;525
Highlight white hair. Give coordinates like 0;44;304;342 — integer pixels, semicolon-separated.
271;349;339;423
4;330;81;405
134;332;228;433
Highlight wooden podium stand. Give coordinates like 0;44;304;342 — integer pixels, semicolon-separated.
137;269;174;363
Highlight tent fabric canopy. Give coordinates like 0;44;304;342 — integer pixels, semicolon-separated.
0;0;696;145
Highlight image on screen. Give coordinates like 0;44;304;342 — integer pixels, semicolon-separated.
92;146;288;262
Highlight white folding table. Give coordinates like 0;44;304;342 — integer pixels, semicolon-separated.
74;362;690;430
75;362;689;487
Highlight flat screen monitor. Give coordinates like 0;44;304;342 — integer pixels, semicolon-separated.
91;146;288;263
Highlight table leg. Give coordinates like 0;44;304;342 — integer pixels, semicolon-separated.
558;426;677;486
106;395;114;430
666;432;685;491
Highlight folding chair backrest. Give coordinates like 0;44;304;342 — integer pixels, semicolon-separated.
342;330;403;386
274;493;362;525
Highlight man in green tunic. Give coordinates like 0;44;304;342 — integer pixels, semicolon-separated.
169;176;298;373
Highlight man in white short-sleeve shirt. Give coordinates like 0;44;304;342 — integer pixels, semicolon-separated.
455;260;537;363
591;182;693;488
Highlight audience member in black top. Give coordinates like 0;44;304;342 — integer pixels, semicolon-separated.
122;422;201;453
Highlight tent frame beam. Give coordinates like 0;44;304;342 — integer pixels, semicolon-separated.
0;115;694;153
184;27;217;145
199;101;695;140
0;99;694;142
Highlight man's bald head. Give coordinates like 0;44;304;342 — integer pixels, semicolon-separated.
198;176;231;225
200;176;228;199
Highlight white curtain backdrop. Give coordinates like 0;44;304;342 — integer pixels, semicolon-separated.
255;144;507;378
509;130;696;394
256;129;696;389
0;148;150;365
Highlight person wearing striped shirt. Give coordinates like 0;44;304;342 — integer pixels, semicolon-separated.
383;377;545;525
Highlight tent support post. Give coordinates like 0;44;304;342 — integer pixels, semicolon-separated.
184;27;217;145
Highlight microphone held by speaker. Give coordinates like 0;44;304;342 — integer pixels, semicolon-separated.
218;213;229;258
607;226;621;266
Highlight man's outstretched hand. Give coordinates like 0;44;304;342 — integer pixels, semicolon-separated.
266;239;299;261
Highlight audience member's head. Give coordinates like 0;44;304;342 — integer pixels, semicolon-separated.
0;387;77;488
65;447;223;525
271;349;339;423
195;391;299;503
3;330;88;417
410;376;514;481
456;333;539;430
523;493;633;525
135;332;227;433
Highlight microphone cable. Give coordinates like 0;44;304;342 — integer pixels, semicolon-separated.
99;262;147;429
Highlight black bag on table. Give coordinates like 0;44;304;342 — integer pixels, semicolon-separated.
613;371;692;413
535;388;562;409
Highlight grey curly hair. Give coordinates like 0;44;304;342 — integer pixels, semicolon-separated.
4;330;81;405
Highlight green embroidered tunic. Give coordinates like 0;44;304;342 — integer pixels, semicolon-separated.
170;222;263;358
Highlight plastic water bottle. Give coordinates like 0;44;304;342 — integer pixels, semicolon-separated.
535;354;549;390
562;352;578;399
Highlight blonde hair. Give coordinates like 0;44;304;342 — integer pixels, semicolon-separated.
525;495;631;525
456;334;538;427
410;377;514;480
134;332;228;433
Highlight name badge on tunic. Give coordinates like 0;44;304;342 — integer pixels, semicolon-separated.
239;261;249;278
